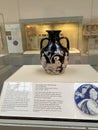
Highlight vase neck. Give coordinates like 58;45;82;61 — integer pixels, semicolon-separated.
47;30;61;42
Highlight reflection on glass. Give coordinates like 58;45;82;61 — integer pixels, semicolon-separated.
0;13;8;56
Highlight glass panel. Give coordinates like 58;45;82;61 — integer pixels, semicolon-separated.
0;13;8;55
0;13;9;92
87;0;98;71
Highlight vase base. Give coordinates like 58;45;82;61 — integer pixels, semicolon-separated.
42;66;67;75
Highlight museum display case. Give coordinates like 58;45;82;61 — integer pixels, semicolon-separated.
0;13;8;56
19;16;98;68
83;22;98;67
0;13;11;90
20;17;98;66
83;24;98;54
0;1;98;130
20;16;83;55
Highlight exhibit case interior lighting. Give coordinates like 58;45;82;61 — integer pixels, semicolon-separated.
83;24;98;55
20;16;83;54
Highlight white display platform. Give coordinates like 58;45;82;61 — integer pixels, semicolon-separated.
5;64;98;82
0;64;98;129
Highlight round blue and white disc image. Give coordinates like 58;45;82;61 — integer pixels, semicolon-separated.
74;84;98;115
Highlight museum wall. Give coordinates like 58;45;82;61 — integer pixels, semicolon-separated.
18;0;91;21
0;0;97;23
0;0;19;23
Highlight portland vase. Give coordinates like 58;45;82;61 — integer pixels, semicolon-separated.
40;30;70;74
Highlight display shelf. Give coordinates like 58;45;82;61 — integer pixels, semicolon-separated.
4;65;98;82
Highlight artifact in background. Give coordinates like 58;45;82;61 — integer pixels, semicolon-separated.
40;30;70;74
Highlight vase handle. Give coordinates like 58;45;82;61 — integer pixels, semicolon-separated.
60;37;70;50
40;38;49;49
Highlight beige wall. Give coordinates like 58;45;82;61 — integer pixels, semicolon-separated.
0;0;19;23
18;0;91;20
0;0;98;23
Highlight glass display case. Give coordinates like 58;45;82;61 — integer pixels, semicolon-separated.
0;1;98;130
83;22;98;70
20;16;83;55
0;13;10;90
83;24;98;54
0;13;8;56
